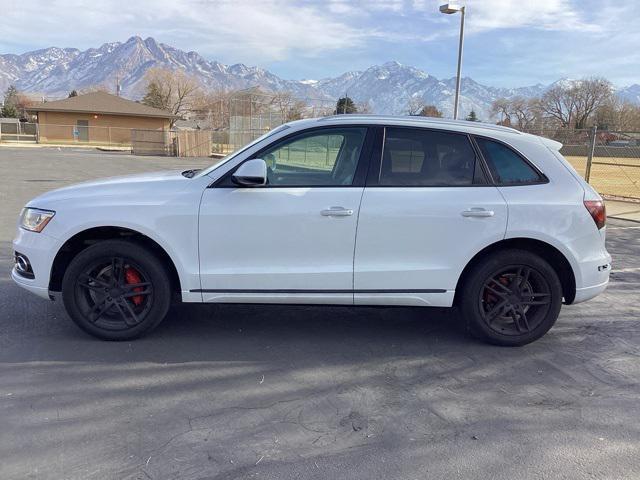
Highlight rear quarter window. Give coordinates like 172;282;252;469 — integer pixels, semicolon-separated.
475;137;544;185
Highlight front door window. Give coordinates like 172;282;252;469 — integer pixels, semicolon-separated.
258;127;367;186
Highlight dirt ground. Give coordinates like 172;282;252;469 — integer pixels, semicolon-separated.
564;155;640;199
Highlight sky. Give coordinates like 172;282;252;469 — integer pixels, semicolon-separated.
1;0;638;87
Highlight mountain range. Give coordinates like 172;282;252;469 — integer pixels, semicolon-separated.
1;36;638;119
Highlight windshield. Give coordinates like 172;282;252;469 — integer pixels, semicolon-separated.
195;124;291;178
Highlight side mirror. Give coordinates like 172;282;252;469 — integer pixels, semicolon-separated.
232;159;267;187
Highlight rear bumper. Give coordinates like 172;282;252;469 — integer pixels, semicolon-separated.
572;278;609;304
570;251;611;304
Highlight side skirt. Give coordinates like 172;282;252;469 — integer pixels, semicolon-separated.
186;289;453;307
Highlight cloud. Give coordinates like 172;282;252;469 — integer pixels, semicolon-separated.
0;0;637;86
463;0;601;33
0;0;370;62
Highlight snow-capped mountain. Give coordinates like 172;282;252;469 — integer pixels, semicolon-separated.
0;37;637;119
0;37;321;102
618;84;640;104
319;61;549;119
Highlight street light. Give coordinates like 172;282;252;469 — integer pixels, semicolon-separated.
439;3;465;120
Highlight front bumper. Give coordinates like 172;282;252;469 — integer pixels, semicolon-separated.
11;228;60;300
11;267;51;299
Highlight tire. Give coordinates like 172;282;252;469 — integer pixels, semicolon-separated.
62;239;172;340
459;249;563;346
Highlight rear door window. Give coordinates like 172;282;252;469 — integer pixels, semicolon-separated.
379;128;481;186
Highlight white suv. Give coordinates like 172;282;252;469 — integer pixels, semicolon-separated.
12;116;611;345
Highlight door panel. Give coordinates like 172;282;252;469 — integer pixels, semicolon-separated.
198;187;363;303
354;187;507;306
353;126;507;307
76;120;88;142
198;126;372;304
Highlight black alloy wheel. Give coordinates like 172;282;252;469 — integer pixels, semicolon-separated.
459;249;563;346
479;265;552;336
62;240;171;340
74;256;153;330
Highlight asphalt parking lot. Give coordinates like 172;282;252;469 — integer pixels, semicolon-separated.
0;146;639;480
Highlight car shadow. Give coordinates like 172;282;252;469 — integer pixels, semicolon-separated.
1;289;475;365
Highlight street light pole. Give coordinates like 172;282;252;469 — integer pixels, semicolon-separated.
440;3;466;120
453;6;465;120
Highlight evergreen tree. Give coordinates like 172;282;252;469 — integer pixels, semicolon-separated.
142;80;170;111
1;85;19;118
68;90;78;97
1;103;18;118
335;96;357;114
465;110;479;122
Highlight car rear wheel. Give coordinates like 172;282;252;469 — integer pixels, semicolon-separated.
62;240;171;340
459;249;563;346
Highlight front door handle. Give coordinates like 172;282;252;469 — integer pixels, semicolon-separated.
321;206;354;217
461;208;495;218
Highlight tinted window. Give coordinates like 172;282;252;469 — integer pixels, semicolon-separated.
379;128;478;186
476;138;543;185
258;127;366;186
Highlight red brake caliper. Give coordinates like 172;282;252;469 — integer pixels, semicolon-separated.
124;267;144;306
484;275;509;306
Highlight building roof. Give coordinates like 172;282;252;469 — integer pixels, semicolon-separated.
27;91;177;119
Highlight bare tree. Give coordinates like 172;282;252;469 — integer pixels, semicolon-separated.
142;68;201;126
538;77;612;129
191;89;232;130
490;98;512;125
356;100;373;114
418;105;443;118
406;97;424;116
491;97;538;130
595;97;640;131
270;91;307;121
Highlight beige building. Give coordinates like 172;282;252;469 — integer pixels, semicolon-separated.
27;91;176;145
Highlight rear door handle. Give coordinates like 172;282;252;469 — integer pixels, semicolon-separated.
321;206;354;217
461;208;494;218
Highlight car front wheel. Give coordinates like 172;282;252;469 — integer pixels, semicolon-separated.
62;240;172;340
460;249;563;346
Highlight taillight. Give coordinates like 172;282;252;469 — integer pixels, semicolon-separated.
584;200;606;230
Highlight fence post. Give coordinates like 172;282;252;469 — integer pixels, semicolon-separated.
585;125;597;183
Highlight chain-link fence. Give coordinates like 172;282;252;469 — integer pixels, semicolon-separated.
0;120;148;148
3;119;640;198
0;120;37;142
525;127;640;200
226;88;334;153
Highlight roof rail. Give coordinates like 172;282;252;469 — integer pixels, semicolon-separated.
317;114;522;135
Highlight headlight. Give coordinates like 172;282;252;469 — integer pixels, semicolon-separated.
20;208;55;233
